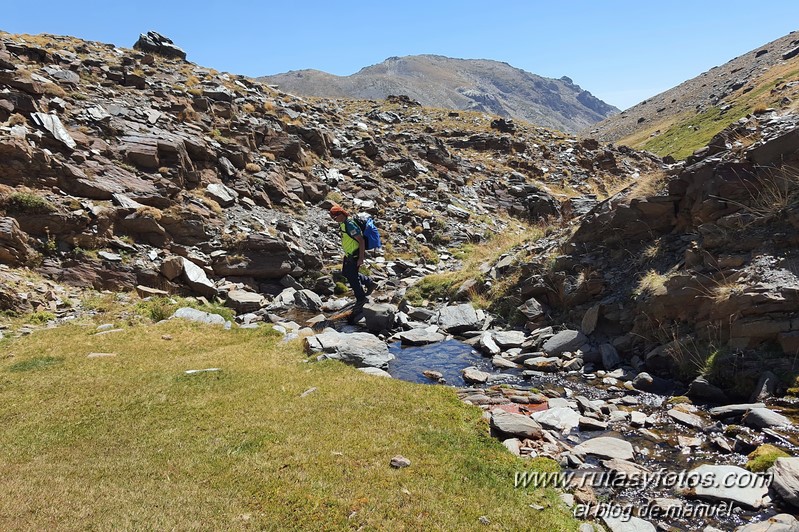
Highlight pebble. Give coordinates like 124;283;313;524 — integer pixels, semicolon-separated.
390;455;411;468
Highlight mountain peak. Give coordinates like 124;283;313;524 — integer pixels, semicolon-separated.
259;55;618;133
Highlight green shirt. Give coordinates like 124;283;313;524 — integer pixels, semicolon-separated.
340;218;362;257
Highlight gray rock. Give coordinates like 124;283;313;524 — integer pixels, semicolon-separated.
735;514;799;532
160;255;184;280
490;410;543;439
206;183;237;206
362;302;397;332
750;371;778;403
631;371;674;394
629;411;648;427
398;329;446;346
603;516;656;532
462;366;491;384
133;31;187;59
542;329;588;356
578;416;608;431
390;455;411;468
601;458;651;476
478;332;501;356
492;330;527;348
687;376;728;403
293;289;323;311
709;403;766;418
679;464;770;509
225;290;264;313
0;217;35;266
575;395;602;415
304;330;394;369
581;304;601;335
667;408;707;429
171;307;226;325
532;407;581;432
358;367;392;378
181;258;217;298
491;356;519;369
518;297;544;320
437;303;481;333
502;438;522;456
771;458;799;508
523;356;561;372
573;436;634;460
743;408;792;429
600;343;621;369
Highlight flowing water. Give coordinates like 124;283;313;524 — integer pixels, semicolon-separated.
381;338;799;531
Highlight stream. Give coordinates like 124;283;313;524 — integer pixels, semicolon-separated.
385;338;799;531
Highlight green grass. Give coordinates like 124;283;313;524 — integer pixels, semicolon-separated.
406;223;546;310
746;444;789;472
638;65;799;160
0;320;576;530
2;192;57;215
640;106;743;160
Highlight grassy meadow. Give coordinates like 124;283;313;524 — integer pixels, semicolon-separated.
0;317;576;530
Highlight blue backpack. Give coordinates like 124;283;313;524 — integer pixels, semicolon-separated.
354;213;382;250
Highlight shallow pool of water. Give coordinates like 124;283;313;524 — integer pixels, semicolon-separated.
387;339;500;386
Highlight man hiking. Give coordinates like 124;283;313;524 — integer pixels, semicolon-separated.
329;204;377;305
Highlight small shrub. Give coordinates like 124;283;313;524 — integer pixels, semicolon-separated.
27;311;56;324
41;83;67;97
245;163;261;173
136;297;179;323
8;113;27;126
634;270;668;297
242;103;256;114
4;192;57;215
135;206;163;220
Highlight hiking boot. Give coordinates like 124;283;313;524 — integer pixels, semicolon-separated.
365;281;377;296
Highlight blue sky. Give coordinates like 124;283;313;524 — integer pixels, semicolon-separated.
4;1;799;110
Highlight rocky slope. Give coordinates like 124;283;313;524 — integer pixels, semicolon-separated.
586;30;799;160
258;55;618;134
0;31;657;317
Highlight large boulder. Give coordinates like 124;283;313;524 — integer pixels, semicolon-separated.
133;31;187;60
304;330;394;369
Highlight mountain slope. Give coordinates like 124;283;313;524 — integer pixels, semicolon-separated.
585;30;799;159
259;55;618;134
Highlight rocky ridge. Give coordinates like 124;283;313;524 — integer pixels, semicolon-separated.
586;30;799;158
259;54;618;134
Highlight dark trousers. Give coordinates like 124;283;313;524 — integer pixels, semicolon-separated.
342;256;372;301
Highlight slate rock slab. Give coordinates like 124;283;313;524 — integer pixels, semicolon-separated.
304;330;394;369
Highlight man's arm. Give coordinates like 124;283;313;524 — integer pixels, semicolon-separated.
354;235;366;266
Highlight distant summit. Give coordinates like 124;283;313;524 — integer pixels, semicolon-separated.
259;55;618;134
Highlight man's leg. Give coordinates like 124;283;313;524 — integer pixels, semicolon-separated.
342;258;367;302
